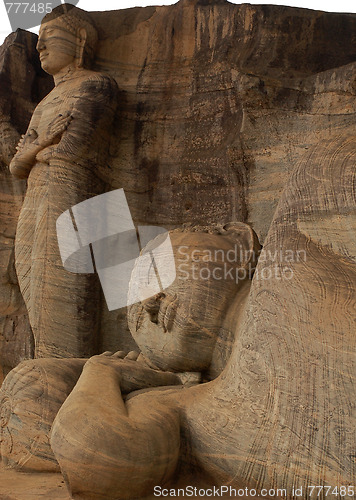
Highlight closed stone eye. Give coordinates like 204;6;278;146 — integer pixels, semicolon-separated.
157;293;178;332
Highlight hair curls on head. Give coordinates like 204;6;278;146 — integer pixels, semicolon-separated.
41;4;98;67
142;222;261;271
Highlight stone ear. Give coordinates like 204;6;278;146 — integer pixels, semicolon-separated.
76;28;87;68
223;222;261;269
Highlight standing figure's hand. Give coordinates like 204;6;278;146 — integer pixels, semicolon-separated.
10;113;72;178
15;129;38;153
37;112;73;148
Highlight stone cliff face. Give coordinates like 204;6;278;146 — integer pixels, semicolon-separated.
91;0;356;237
0;0;355;369
185;132;356;489
94;0;356;352
0;2;355;496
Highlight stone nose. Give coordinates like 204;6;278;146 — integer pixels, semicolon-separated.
36;37;46;52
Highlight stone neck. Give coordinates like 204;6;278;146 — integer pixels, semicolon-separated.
54;65;85;86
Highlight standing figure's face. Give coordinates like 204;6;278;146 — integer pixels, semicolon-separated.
36;19;77;75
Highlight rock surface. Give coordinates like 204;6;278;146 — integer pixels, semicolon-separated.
0;30;53;379
0;468;71;500
0;358;86;472
0;467;269;500
184;133;356;491
0;1;355;498
0;0;355;369
46;133;355;498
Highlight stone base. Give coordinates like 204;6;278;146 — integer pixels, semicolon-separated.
0;467;70;499
0;467;268;499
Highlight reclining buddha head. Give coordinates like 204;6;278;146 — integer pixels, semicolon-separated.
128;222;260;375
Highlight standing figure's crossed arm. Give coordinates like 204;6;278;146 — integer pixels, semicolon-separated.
9;112;72;179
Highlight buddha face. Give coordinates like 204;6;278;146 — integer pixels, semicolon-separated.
129;282;221;373
36;19;78;75
128;230;251;373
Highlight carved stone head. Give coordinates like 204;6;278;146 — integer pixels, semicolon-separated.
37;5;98;75
128;223;261;374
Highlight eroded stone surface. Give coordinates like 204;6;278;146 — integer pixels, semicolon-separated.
0;358;86;472
183;133;356;490
0;467;71;499
0;1;355;498
0;29;53;379
0;0;355;370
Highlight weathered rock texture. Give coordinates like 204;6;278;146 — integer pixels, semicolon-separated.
0;468;71;500
8;7;119;361
127;223;260;377
0;30;53;380
0;358;86;471
183;133;356;491
0;0;355;371
0;222;260;474
0;1;355;498
49;135;355;499
92;0;356;238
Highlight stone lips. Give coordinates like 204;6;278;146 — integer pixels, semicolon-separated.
128;223;260;374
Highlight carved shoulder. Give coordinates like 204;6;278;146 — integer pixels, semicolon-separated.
76;70;119;104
